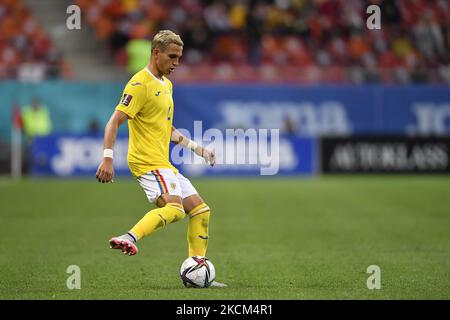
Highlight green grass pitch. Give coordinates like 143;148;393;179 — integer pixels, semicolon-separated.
0;176;449;299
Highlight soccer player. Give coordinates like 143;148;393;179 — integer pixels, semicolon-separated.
96;30;226;287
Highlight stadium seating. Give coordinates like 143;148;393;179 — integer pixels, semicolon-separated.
0;0;72;81
2;0;449;83
75;0;450;84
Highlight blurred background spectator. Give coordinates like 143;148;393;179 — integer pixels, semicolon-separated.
21;97;53;140
17;97;52;175
87;118;101;135
125;37;152;74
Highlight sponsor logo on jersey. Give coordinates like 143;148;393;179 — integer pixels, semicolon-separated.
155;91;161;96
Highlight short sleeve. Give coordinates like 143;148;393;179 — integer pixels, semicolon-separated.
115;81;147;118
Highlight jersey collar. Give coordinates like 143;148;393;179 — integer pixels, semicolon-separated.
145;67;165;85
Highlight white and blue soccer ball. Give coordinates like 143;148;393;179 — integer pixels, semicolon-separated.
180;256;215;288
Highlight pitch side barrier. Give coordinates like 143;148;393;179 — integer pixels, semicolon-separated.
2;83;449;141
30;134;316;177
2;82;446;176
30;134;450;176
321;136;450;174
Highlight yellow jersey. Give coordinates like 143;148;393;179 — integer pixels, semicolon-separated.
116;67;176;177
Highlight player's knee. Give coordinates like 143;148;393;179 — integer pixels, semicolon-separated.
165;202;185;223
156;194;182;208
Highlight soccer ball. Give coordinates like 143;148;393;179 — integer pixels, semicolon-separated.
180;256;215;288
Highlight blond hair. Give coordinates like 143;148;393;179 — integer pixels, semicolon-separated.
152;30;184;51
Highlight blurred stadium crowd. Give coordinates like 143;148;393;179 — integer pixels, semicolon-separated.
0;0;72;81
2;0;450;83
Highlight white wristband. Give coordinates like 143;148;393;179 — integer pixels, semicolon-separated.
103;149;114;159
186;140;198;151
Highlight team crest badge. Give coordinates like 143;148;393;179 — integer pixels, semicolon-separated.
170;183;176;190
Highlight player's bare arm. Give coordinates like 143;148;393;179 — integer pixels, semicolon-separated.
171;126;216;166
96;110;129;183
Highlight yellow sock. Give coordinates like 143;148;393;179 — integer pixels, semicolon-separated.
187;203;210;257
130;203;185;240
